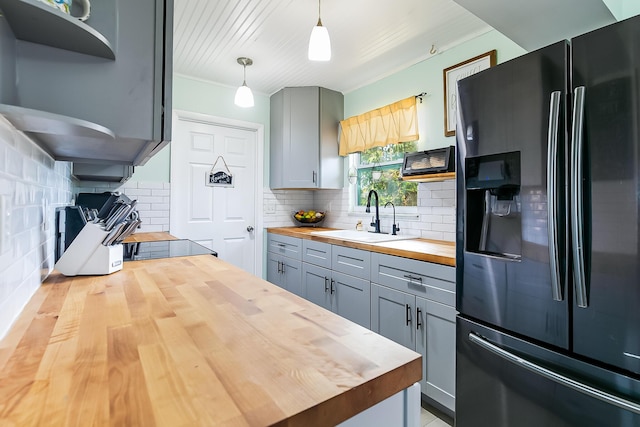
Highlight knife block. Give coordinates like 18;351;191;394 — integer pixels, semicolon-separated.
54;222;123;276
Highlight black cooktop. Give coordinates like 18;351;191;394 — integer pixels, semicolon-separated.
123;239;217;261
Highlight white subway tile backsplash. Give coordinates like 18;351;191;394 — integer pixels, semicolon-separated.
421;214;443;224
152;203;170;211
421;230;445;240
442;232;456;241
151;189;170;197
262;178;456;243
75;181;173;233
144;182;165;189
7;147;23;178
419;198;443;207
432;222;455;233
0;117;74;339
145;210;170;218
122;188;152;197
137;195;164;204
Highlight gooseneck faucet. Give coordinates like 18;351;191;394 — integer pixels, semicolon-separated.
365;190;381;233
385;201;400;235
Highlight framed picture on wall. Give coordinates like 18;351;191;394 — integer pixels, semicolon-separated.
443;50;497;137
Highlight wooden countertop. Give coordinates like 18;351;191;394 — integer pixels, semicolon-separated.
123;231;177;243
0;243;421;426
267;227;456;267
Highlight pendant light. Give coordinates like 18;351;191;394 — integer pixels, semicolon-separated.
308;0;331;61
234;57;254;108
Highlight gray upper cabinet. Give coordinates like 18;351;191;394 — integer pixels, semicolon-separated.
0;0;173;172
270;86;344;189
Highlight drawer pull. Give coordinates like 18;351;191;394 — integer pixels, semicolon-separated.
404;274;423;285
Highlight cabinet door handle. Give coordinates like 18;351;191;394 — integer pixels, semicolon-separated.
281;262;285;274
324;277;329;293
406;304;411;326
330;279;335;294
312;171;317;184
416;307;423;330
277;261;282;274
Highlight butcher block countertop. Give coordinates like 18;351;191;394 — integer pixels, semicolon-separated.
0;234;421;426
267;227;456;267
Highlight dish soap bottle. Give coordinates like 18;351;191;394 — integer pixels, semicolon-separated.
356;220;363;231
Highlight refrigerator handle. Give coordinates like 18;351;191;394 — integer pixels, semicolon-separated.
469;332;640;415
571;86;588;308
547;90;562;301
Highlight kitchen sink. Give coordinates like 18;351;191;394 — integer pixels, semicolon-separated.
309;229;417;243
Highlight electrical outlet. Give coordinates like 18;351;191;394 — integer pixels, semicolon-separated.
265;203;276;214
325;202;332;212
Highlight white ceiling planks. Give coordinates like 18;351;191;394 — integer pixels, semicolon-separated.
172;0;491;95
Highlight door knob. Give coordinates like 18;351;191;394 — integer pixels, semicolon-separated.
247;226;254;232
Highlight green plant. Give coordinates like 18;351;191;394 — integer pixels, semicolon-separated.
356;141;418;207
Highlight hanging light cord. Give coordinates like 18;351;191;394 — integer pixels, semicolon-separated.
317;0;323;26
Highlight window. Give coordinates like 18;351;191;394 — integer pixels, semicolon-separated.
353;141;418;208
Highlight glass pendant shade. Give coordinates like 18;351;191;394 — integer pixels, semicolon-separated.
234;83;254;108
308;21;331;61
234;57;254;108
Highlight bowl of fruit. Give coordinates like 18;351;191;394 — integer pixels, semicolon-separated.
293;210;326;226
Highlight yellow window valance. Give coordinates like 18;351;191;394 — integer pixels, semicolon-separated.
339;96;419;156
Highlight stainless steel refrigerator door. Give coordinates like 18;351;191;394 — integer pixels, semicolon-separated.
456;317;640;427
571;14;640;376
456;41;570;348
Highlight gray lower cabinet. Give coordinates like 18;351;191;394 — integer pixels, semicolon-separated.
269;233;456;413
371;283;420;349
303;263;370;328
267;251;303;297
302;239;332;269
423;298;456;412
371;252;456;413
267;233;303;297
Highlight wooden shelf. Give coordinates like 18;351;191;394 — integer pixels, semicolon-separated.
0;0;115;59
401;172;455;182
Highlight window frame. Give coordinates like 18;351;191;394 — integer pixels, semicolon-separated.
349;145;419;215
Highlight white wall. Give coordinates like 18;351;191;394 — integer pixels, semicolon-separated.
0;117;75;337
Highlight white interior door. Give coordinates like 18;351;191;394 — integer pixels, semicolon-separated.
170;112;262;275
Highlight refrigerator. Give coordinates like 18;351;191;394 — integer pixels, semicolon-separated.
455;14;640;426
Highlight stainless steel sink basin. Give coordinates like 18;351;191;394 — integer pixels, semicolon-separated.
309;229;416;243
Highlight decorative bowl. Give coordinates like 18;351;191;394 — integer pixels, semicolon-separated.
292;211;326;227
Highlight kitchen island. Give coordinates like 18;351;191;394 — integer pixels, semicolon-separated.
0;236;421;426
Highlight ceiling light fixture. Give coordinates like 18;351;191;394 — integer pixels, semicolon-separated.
308;0;331;61
234;57;254;108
